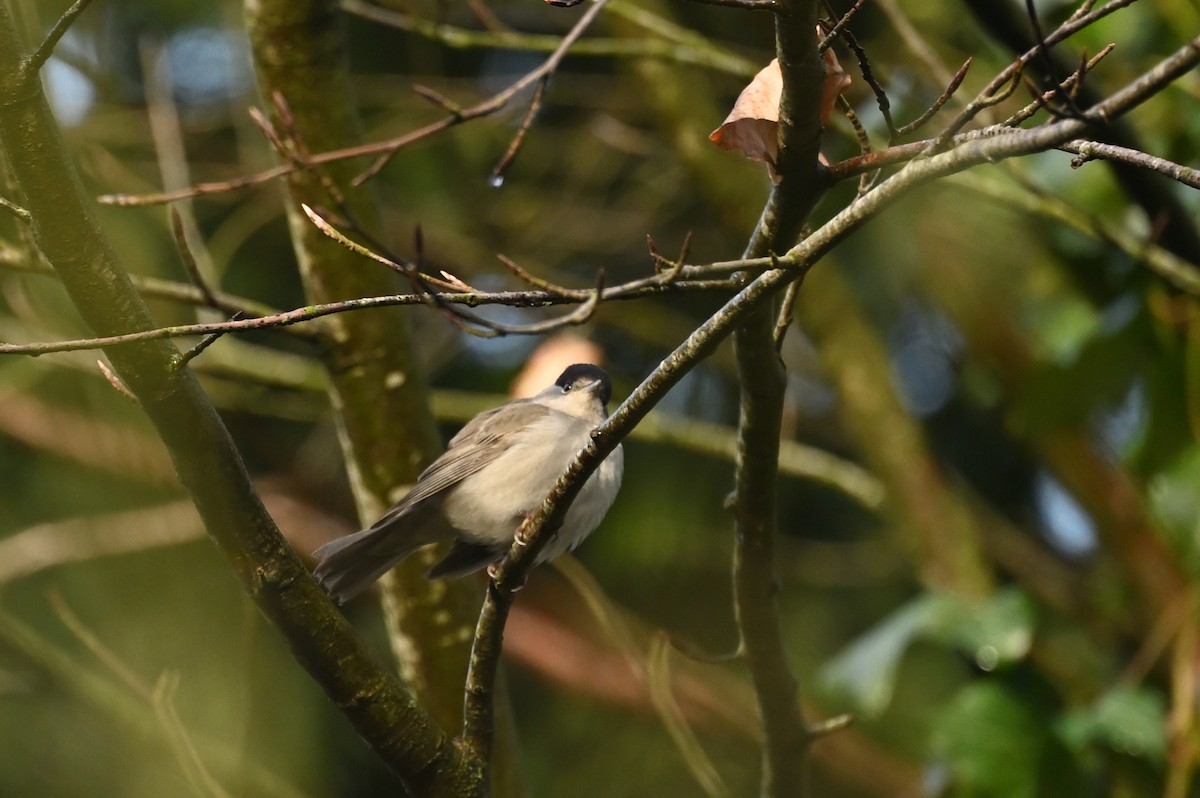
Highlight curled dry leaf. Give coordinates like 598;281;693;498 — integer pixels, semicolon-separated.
709;59;784;179
709;32;851;182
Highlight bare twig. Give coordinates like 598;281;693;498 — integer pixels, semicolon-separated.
773;274;804;350
0;193;30;221
818;0;868;53
1063;139;1200;190
412;84;465;117
489;76;548;186
356;0;614;183
938;0;1139;141
302;203;607;337
0;273;748;357
169;208;219;308
834;95;877;195
893;58;973;139
1024;0;1084;117
1002;44;1115;127
142;39;220;306
98;163;293;207
496;253;581;295
840;27;898;141
98;0;613;206
178;313;243;369
647;232;693;283
26;0;97;75
807;714;854;738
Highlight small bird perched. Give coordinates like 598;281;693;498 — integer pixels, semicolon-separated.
313;363;623;604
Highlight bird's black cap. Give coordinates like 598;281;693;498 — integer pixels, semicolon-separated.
556;363;612;406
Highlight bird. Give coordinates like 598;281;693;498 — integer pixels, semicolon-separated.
313;363;623;604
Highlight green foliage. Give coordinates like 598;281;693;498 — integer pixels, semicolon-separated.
822;589;1035;717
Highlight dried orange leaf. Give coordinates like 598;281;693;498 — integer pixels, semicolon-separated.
709;59;783;177
709;30;853;181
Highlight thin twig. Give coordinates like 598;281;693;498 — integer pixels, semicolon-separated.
169;208;219;308
773;274;804;350
666;633;747;664
412;84;465;117
301;203;493;333
0;276;747;357
496;253;579;294
646;635;733;798
833;95;876;196
818;0;868;53
255;96;489;335
356;0;614;183
1024;0;1083;117
50;594;236;798
489;76;548;186
647;232;693;283
26;0;97;75
893;58;973;139
937;0;1139;142
178;313;243;369
841;27;898;141
99;0;748;209
1002;43;1116;127
303;204;604;337
0;194;30;221
1063;139;1200;189
807;714;854;738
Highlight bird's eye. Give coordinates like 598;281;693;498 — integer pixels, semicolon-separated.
562;384;572;392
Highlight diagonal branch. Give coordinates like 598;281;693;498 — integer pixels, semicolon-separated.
458;29;1200;779
26;0;97;75
0;4;476;794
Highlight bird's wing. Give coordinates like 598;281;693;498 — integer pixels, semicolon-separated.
370;401;551;527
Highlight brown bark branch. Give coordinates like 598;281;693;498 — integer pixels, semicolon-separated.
0;5;473;794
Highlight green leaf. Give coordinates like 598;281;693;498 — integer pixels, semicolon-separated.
821;589;1036;717
1058;684;1168;761
933;682;1047;798
819;594;942;717
927;587;1037;672
1147;447;1200;573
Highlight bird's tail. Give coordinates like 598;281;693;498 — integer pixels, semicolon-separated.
312;511;440;604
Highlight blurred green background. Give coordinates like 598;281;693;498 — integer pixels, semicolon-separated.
2;0;1199;795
